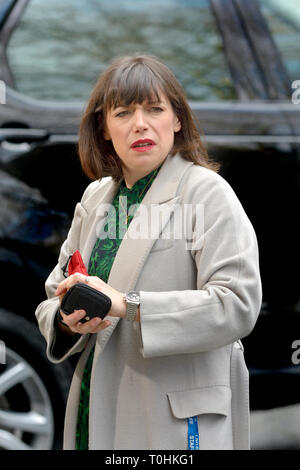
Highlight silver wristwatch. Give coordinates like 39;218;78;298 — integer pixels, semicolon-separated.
124;291;140;321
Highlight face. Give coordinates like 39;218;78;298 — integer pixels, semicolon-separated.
104;93;181;187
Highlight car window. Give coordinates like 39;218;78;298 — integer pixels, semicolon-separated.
0;0;14;27
260;0;300;83
7;0;236;102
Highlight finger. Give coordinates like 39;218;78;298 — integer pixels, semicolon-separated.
56;280;69;296
81;317;104;333
56;277;75;295
60;309;86;328
90;318;111;333
56;273;87;296
76;317;111;335
56;274;80;295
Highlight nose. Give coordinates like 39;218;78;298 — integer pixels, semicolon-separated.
133;109;148;132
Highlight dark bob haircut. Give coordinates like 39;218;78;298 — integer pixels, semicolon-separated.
78;54;219;181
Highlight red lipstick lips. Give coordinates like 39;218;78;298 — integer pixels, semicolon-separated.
131;139;155;152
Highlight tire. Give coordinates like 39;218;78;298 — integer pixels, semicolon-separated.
0;309;74;450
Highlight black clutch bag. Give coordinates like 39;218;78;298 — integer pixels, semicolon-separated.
60;282;112;323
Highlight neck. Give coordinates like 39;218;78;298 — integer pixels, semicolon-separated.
122;166;156;189
121;157;168;188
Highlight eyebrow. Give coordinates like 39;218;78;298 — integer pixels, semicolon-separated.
113;99;164;109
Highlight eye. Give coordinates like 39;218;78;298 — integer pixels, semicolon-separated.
115;109;130;117
150;106;163;113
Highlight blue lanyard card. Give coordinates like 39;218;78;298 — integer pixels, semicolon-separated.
187;416;199;450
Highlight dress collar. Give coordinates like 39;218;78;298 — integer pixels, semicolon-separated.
119;164;163;199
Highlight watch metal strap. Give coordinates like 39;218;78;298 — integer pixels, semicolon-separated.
123;293;139;321
126;301;138;321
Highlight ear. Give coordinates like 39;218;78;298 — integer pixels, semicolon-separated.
173;116;181;133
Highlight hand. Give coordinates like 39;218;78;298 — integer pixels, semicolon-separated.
58;308;111;335
55;272;127;334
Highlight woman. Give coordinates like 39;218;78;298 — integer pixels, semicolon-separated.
35;55;262;450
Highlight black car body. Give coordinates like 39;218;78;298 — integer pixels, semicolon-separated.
0;0;299;449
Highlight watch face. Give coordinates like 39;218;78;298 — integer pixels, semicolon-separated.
127;291;140;302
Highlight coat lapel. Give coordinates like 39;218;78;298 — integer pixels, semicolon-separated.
94;153;193;353
81;178;121;270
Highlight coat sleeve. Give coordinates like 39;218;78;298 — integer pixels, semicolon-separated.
35;181;99;364
138;172;262;358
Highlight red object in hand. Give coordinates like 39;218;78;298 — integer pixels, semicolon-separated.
68;250;88;276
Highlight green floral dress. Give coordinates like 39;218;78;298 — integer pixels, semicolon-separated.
75;165;161;450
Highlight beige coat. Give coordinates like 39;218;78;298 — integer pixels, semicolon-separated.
35;153;262;450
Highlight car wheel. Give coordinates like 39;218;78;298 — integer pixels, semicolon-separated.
0;309;73;450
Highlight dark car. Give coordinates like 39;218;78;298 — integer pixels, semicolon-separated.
0;0;299;449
